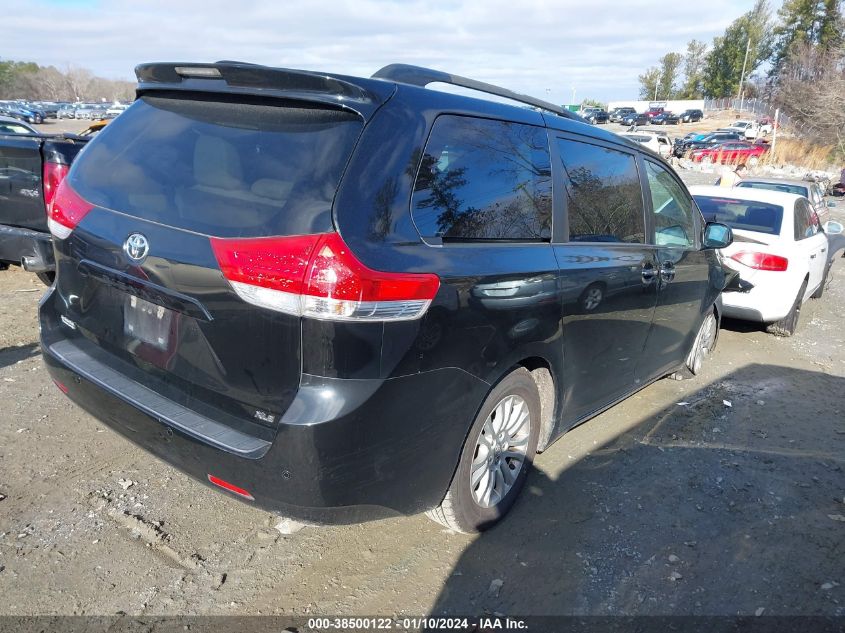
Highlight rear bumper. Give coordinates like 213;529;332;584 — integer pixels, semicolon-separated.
40;305;488;524
720;272;799;322
0;224;54;272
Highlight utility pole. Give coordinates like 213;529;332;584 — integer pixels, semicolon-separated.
571;86;576;106
654;72;661;102
771;108;779;157
737;37;751;112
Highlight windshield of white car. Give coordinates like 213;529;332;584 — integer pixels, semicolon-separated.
694;195;784;235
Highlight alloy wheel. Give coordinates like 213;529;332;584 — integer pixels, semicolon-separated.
470;395;531;508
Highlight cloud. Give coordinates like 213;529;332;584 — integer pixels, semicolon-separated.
3;0;756;103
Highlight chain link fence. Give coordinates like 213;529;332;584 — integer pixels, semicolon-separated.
703;97;808;137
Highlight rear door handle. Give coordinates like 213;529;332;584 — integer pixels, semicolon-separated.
660;262;676;282
641;264;656;282
810;254;816;259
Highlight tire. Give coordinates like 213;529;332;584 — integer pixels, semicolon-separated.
766;278;807;337
811;264;830;299
685;309;718;375
579;282;605;312
426;367;541;533
36;271;55;286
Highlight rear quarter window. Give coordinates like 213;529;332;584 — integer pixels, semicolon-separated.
411;116;552;241
69;95;364;238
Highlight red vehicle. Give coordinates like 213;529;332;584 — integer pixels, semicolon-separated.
690;141;769;166
645;107;665;120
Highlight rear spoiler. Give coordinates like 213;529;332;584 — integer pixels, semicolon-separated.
134;62;396;120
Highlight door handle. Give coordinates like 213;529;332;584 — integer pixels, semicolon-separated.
660;262;676;282
641;264;656;282
810;254;816;259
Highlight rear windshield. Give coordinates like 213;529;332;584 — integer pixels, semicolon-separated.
693;195;783;235
70;95;363;237
737;181;808;197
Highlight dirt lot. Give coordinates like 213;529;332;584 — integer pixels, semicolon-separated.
0;171;844;622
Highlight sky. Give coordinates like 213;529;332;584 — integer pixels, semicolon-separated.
4;0;758;104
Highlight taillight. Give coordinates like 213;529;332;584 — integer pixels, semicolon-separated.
42;162;69;210
48;179;93;239
211;232;440;321
730;251;789;271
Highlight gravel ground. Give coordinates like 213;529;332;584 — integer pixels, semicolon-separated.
0;166;843;621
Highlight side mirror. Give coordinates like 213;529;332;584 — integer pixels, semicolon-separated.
703;222;733;249
827;201;836;208
823;220;844;235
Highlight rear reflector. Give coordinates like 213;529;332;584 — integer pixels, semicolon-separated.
43;162;69;211
48;180;93;240
53;379;69;394
207;474;254;500
730;251;789;272
211;232;440;321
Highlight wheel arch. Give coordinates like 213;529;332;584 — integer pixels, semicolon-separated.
517;356;557;453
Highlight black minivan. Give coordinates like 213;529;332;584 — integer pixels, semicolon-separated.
40;62;732;533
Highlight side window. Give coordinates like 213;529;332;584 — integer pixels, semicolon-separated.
556;138;645;243
794;199;817;240
644;161;697;248
411;116;551;241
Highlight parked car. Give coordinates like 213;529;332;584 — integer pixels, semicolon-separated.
40;61;733;534
675;131;743;157
726;120;763;140
57;105;78;119
679;109;703;123
0;115;38;135
691;185;840;336
645;107;665;120
651;112;679;125
735;177;833;225
35;102;63;119
0;126;90;283
609;106;636;123
689;141;769;166
105;103;130;118
74;104;108;120
619;132;673;158
620;111;649;127
0;103;43;124
580;107;608;124
757;117;775;134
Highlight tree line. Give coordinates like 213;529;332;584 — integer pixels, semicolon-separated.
638;0;844;156
0;60;135;102
638;0;842;102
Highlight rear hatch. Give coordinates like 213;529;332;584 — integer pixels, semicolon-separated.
45;74;380;435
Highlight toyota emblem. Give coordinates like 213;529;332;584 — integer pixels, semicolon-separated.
123;233;149;263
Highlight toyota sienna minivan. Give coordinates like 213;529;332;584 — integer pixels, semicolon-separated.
40;61;733;533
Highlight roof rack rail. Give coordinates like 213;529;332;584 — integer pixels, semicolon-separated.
372;63;581;120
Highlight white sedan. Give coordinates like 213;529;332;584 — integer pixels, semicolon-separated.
689;185;842;336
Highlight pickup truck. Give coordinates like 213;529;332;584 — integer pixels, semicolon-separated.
0;132;89;284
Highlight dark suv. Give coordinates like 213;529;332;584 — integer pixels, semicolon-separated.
609;106;636;123
40;62;732;533
580;107;608;124
679;109;704;123
674;131;742;157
